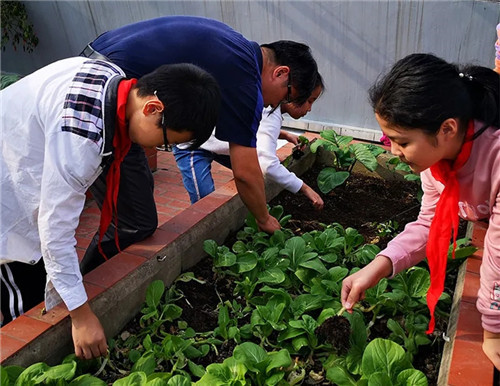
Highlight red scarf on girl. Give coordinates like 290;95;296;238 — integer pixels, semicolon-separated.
426;120;474;333
97;78;136;258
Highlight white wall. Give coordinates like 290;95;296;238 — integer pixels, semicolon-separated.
2;0;499;132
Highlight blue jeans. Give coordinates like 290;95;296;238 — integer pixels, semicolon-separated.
173;146;231;204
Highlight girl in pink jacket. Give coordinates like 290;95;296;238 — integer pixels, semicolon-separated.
341;53;500;370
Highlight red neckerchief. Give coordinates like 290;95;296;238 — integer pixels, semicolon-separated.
426;120;474;333
97;78;136;258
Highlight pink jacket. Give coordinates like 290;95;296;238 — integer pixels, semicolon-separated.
381;121;500;333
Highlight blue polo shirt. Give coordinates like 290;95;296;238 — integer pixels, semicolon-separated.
91;16;263;147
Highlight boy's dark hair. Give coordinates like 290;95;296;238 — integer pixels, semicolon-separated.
135;63;221;148
261;40;318;105
369;53;500;137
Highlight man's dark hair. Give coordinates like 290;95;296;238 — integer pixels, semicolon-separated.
261;40;318;105
135;63;221;148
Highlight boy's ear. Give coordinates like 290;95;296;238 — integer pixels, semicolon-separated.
143;99;164;116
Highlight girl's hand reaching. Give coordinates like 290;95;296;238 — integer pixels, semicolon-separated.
341;255;393;312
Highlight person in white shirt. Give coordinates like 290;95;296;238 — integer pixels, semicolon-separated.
0;58;220;359
174;74;325;210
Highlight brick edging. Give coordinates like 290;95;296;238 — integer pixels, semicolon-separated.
439;221;496;385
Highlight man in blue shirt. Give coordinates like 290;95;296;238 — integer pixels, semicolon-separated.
80;16;318;272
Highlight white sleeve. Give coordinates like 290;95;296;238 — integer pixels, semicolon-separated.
39;130;103;311
257;108;303;193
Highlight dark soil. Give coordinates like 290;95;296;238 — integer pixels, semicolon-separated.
316;315;351;355
270;164;421;246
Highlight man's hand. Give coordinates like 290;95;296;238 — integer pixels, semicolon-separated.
229;143;280;234
70;302;108;360
483;329;500;370
256;214;281;233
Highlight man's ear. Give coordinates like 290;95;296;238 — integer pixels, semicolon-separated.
439;118;460;140
273;65;290;80
143;99;164;116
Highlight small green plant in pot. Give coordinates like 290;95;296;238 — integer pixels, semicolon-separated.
310;130;386;193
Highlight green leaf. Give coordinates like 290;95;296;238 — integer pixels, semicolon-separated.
278;326;304;342
325;366;357;386
236;252;258;273
113;372;147;385
367;372;393;386
366;144;386;157
215;250;237;268
266;349;292;372
299;258;328;274
266;372;285;386
146;280;165;309
15;362;49;385
43;361;77;381
233;342;267;372
132;352;157;376
407;268;430;298
203;240;218;257
310;138;332;153
396;369;428;385
361;339;410;379
292;335;310;352
257;268;286;284
69;374;107;385
350;143;378;171
1;367;11;386
188;360;206;378
269;205;284;221
232;240;248;254
166;375;192;386
163;304;183;321
2;365;24;386
348;312;366;350
317;168;350;193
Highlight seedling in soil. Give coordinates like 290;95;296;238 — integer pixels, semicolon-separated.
315;307;351;354
291;135;309;160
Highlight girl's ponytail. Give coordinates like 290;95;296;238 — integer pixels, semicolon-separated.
459;65;500;135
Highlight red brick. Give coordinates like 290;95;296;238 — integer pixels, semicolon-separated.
215;181;239;198
1;315;51;343
125;228;180;259
25;302;69;326
159;208;207;235
192;193;232;215
0;333;26;362
454;301;483;342
83;252;146;289
447;338;494;386
461;271;481;304
465;257;482;275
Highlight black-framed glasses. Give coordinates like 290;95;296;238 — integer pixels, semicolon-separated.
154;91;172;152
270;74;294;114
283;76;293;104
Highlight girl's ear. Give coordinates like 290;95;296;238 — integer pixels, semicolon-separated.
143;99;164;116
439;118;460;139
